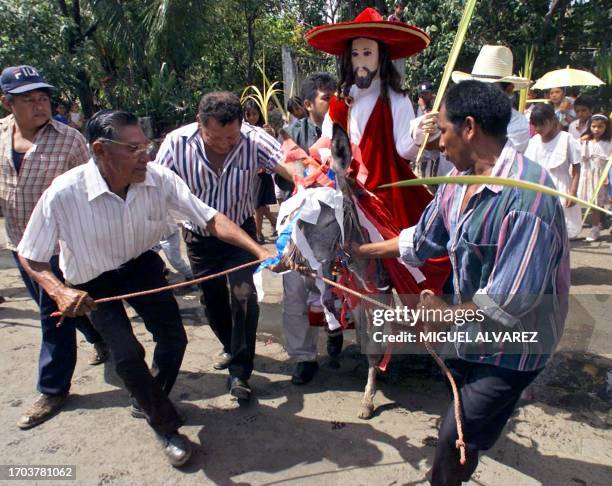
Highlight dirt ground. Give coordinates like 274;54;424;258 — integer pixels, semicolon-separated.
0;218;611;486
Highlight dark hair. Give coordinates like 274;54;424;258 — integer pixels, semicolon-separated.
586;114;611;141
300;72;336;102
339;39;404;101
529;103;556;126
198;91;243;126
243;98;263;127
573;95;595;111
286;96;304;114
443;80;511;140
85;110;139;144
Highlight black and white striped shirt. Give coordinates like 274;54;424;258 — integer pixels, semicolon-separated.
155;122;283;235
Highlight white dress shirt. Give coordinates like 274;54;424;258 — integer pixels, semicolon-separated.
507;109;530;153
323;79;418;160
18;159;218;285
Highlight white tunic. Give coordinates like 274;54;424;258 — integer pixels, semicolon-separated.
323;79;418;160
525;131;582;238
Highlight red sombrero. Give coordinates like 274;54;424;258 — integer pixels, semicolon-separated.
305;8;430;60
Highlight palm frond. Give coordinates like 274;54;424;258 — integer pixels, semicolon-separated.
380;175;612;216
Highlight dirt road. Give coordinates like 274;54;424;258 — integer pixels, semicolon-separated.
0;221;610;485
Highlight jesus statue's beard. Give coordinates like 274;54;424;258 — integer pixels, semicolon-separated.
354;67;377;89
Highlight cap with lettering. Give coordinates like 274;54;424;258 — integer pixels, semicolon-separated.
1;65;54;95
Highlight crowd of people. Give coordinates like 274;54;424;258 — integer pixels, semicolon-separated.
0;5;610;484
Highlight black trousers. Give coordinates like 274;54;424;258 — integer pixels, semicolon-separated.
77;251;186;435
431;359;541;486
184;218;259;381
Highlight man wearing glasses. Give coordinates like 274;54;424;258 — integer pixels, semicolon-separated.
0;65;108;431
16;110;276;466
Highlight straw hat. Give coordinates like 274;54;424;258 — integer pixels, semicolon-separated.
305;7;430;60
452;45;530;90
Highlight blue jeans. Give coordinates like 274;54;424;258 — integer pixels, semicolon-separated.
13;253;103;396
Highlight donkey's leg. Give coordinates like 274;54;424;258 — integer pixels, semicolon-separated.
358;355;379;419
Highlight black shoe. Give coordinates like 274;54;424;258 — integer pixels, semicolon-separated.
327;331;343;358
291;361;319;385
228;377;251;400
156;431;192;467
131;403;186;424
213;352;232;370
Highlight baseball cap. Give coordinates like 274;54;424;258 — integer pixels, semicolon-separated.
418;81;433;94
1;65;54;95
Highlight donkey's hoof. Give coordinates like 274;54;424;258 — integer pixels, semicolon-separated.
358;404;375;420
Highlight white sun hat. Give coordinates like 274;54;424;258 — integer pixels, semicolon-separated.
452;45;531;90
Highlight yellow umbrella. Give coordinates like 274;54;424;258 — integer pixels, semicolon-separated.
532;66;605;90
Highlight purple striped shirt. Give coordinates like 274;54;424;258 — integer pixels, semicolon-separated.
399;143;570;371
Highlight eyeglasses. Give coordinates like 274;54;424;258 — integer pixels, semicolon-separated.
98;138;156;157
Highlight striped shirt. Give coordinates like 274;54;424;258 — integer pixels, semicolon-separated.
0;115;89;250
17;160;218;285
155;122;283;236
399;143;570;371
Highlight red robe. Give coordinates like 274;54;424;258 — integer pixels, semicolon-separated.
332;95;450;299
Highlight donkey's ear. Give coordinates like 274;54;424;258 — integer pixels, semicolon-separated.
331;123;352;171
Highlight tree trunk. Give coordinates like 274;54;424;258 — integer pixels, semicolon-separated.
246;12;256;85
55;0;96;117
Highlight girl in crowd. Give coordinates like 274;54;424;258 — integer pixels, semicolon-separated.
69;101;83;130
525;103;582;239
548;87;575;129
243;99;278;243
569;95;594;139
578;114;611;242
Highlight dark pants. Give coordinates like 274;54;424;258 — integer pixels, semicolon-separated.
431;359;541;486
13;252;103;396
76;251;186;435
184;217;259;381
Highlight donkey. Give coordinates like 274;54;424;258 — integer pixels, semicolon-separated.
280;123;394;419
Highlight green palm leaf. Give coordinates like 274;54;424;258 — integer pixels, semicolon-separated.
380;175;612;216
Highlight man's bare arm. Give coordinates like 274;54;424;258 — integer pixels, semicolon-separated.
207;213;275;261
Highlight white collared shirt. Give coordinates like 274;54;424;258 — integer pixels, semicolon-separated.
17;159;218;284
323;79;418;160
508;109;530;153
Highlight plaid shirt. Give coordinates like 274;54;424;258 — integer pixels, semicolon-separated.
0;115;89;250
399;143;570;371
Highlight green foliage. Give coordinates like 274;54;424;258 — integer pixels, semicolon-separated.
1;0;608;133
0;0;94;103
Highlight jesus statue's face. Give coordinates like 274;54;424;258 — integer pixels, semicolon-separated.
351;38;380;89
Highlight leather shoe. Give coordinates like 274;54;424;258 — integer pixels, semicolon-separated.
228;377;251;400
156;431;192;467
88;341;109;366
17;393;67;430
213;352;232;370
327;330;343;358
291;361;319;385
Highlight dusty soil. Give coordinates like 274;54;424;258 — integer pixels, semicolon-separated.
0;219;611;486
